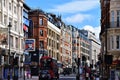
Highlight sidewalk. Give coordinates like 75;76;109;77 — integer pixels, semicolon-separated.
19;76;38;80
3;76;38;80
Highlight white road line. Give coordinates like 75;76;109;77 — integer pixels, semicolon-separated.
60;76;76;78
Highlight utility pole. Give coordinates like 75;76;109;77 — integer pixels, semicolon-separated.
7;22;12;80
76;57;80;80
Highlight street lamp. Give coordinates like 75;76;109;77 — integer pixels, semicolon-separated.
7;22;12;80
75;57;80;80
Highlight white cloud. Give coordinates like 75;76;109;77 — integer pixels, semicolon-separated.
83;25;101;39
64;14;92;23
48;0;99;13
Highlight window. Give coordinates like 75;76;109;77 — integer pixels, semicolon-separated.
0;12;2;23
14;21;17;31
4;15;7;25
39;18;43;25
57;43;59;49
57;34;59;40
21;39;24;49
0;0;2;9
15;37;18;48
111;11;114;28
52;40;54;47
9;17;12;23
49;39;51;46
40;41;44;48
57;53;59;60
116;35;120;49
4;0;6;7
9;18;12;29
117;10;120;27
111;36;114;49
10;35;13;48
14;6;17;14
9;2;12;11
40;30;43;36
49;30;51;36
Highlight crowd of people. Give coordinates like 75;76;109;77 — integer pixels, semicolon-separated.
79;64;100;80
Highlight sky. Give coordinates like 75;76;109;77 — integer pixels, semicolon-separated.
25;0;101;39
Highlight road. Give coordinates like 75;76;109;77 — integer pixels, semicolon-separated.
59;74;76;80
18;74;77;80
59;77;76;80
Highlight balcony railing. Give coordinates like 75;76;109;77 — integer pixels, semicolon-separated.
110;21;120;28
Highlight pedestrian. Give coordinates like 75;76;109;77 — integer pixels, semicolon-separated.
73;66;76;73
85;67;90;80
95;72;100;80
85;64;91;80
95;74;99;80
96;77;100;80
85;72;89;80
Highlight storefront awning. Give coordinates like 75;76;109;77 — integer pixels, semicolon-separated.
112;60;120;65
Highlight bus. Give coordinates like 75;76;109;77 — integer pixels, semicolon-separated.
39;56;59;80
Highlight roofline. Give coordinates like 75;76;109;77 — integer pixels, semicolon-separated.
23;2;31;10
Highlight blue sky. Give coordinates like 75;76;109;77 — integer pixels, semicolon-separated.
25;0;101;39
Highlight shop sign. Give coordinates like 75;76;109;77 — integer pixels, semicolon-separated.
0;28;8;45
25;39;35;51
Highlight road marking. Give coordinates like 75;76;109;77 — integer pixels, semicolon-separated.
60;76;76;78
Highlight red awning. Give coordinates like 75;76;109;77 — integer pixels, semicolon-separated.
112;60;120;65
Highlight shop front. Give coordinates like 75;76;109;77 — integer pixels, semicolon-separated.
110;60;120;80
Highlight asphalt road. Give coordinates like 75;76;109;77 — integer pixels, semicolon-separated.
18;74;77;80
59;74;76;80
59;77;76;80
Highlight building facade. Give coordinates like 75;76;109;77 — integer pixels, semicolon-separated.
100;0;120;79
28;9;48;75
81;30;101;66
60;24;72;68
100;0;120;67
79;30;90;67
47;21;61;63
70;26;80;68
70;25;90;68
0;0;24;79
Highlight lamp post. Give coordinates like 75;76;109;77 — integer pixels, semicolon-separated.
8;22;12;80
75;57;80;80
